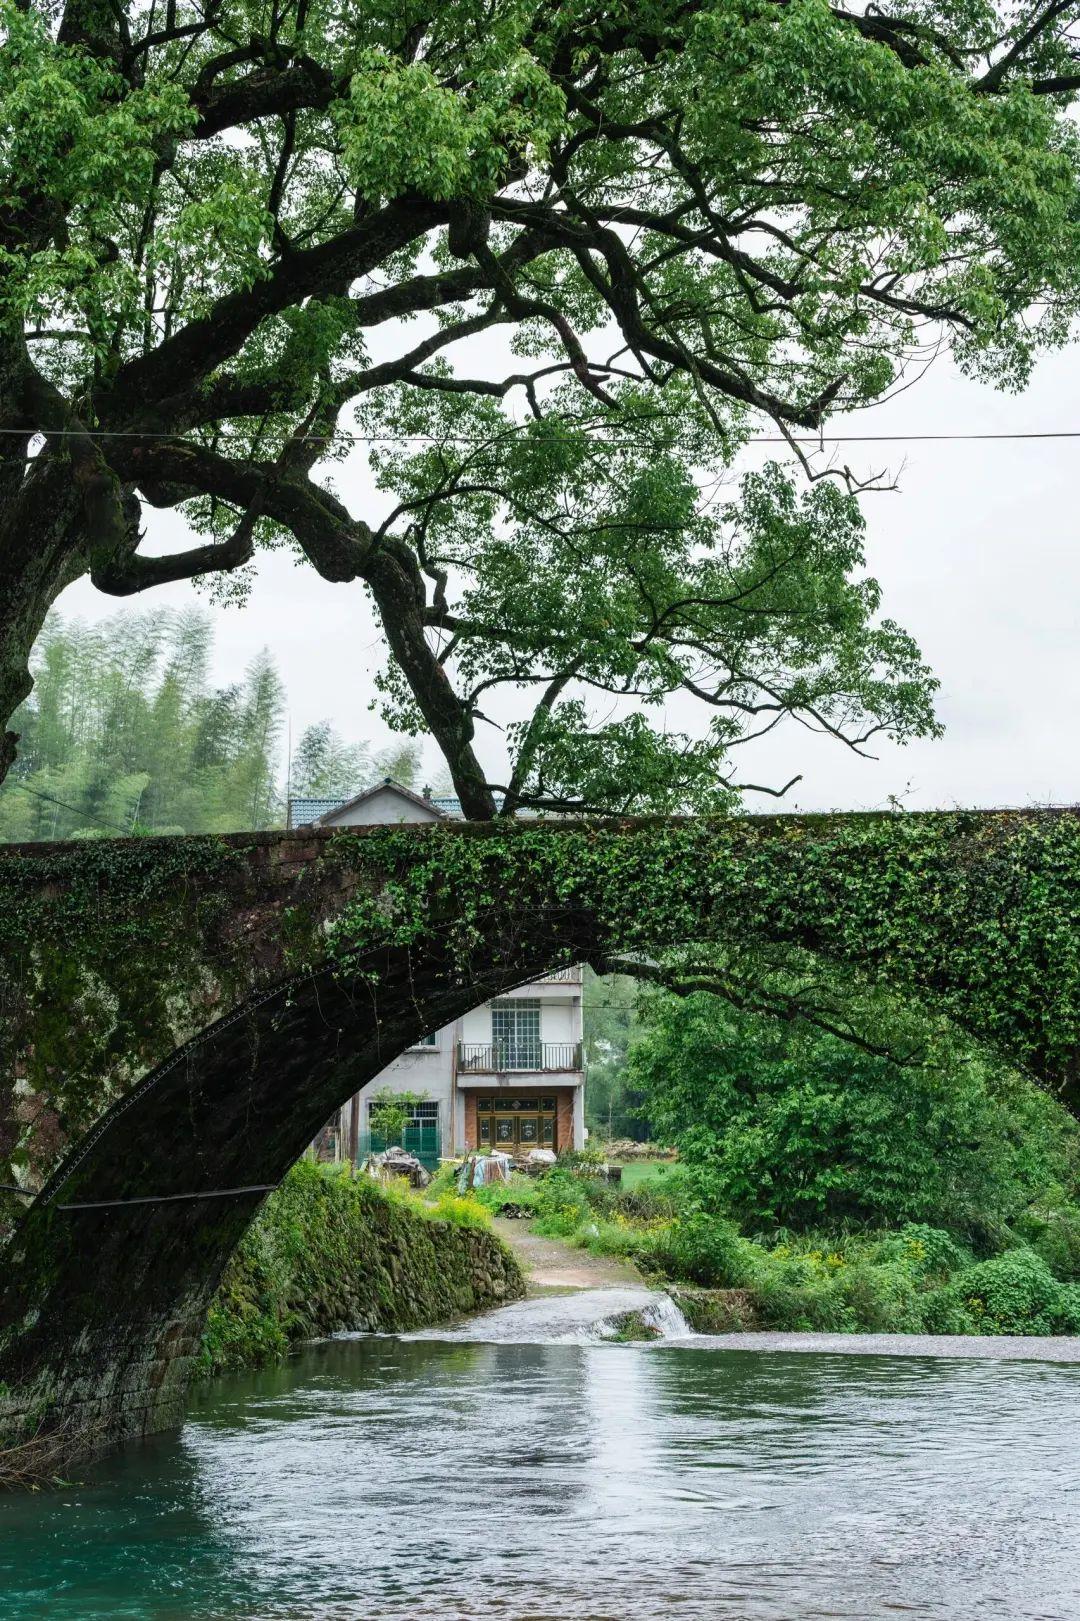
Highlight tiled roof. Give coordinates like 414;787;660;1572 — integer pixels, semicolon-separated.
287;796;351;827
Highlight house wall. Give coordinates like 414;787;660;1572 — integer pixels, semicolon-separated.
459;1000;576;1046
366;996;582;1145
361;1026;456;1142
325;787;442;826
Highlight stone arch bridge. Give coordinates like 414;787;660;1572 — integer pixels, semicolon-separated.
2;809;1080;1461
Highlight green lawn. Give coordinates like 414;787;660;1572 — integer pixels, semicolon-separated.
612;1160;677;1190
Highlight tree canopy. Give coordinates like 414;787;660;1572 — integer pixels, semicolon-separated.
3;0;1080;810
627;987;1078;1234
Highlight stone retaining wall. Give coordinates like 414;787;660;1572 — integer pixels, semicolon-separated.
196;1163;525;1376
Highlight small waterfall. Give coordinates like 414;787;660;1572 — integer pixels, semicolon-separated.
640;1294;693;1339
400;1285;695;1345
591;1292;694;1342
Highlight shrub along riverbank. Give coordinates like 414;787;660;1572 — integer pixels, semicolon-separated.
452;1162;1080;1336
197;1160;524;1376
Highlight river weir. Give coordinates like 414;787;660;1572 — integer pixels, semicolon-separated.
3;1306;1080;1620
402;1285;1080;1360
399;1284;695;1342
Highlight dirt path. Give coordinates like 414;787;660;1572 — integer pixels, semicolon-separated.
492;1218;643;1294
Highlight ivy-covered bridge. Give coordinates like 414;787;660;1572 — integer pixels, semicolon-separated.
3;810;1080;1463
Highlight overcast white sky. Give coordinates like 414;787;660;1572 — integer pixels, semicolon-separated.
56;340;1080;812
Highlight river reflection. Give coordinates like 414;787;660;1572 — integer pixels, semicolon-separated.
2;1337;1079;1619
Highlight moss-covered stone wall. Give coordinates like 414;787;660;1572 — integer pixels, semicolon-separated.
197;1161;525;1377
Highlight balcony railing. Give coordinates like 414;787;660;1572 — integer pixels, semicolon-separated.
538;966;582;983
458;1041;583;1074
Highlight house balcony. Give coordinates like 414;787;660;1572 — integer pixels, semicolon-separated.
457;1042;583;1076
538;966;582;984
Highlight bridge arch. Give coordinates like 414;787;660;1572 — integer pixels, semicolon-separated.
3;810;1080;1459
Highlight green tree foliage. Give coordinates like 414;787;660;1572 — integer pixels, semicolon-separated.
4;0;1080;807
0;608;289;836
625;991;1080;1236
582;969;652;1141
0;608;417;838
366;1086;428;1145
290;720;420;798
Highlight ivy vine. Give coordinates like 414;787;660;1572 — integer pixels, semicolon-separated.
2;808;1079;1223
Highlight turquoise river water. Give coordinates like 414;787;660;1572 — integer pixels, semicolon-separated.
2;1327;1080;1620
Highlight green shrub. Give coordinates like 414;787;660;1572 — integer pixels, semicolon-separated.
750;1272;854;1333
610;1174;686;1225
530;1168;595;1234
558;1146;607;1169
879;1223;971;1280
425;1160;462;1198
831;1258;925;1333
930;1249;1080;1336
643;1213;757;1288
381;1179;494;1232
1014;1198;1080;1282
471;1172;545;1216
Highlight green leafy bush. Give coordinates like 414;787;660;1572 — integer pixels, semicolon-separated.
643;1213;758;1289
927;1250;1080;1336
1014;1197;1080;1282
470;1172;545;1217
879;1223;971;1280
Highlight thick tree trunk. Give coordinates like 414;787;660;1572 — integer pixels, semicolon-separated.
0;459;88;787
366;549;498;819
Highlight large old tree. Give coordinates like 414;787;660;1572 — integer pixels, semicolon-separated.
3;0;1080;813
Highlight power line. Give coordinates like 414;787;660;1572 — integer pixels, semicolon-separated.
55;1184;277;1211
2;426;1080;446
1;1183;276;1209
7;781;132;835
753;431;1080;444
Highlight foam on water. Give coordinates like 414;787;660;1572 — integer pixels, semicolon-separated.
394;1285;691;1345
640;1292;693;1338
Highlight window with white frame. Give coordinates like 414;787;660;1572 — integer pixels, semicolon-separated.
490;999;542;1069
409;1032;438;1050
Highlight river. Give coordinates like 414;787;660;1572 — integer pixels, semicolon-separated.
3;1296;1080;1620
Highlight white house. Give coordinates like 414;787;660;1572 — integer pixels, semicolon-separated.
288;780;586;1162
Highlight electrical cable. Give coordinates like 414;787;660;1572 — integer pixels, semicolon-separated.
2;1182;277;1210
2;426;1080;446
54;1184;277;1211
6;782;132;835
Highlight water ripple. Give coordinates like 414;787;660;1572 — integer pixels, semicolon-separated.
2;1336;1079;1620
